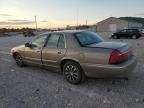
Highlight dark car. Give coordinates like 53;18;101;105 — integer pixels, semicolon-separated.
111;29;142;39
23;30;35;37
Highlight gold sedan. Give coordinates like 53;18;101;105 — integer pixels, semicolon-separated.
11;30;137;84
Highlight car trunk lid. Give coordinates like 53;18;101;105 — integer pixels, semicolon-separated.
86;42;133;61
86;42;131;52
86;42;127;49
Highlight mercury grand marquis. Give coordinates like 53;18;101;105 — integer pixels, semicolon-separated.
11;30;137;84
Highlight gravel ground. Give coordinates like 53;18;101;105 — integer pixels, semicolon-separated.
0;33;144;108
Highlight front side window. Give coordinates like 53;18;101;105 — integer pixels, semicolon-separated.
31;35;48;48
74;31;103;46
127;29;132;32
121;30;127;33
46;34;65;49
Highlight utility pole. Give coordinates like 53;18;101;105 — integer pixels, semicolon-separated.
76;8;79;26
35;16;38;30
86;20;87;25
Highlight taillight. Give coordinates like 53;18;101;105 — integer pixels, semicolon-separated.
109;50;128;64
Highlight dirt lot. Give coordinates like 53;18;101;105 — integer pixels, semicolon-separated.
0;33;144;108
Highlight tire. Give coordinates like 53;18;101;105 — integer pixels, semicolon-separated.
131;35;137;39
63;61;86;84
112;35;117;39
15;53;25;67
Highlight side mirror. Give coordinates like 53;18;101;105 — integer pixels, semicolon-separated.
25;43;31;47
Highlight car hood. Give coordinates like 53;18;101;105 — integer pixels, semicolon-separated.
86;42;128;50
11;45;25;52
13;45;25;49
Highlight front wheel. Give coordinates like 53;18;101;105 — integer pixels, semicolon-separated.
15;53;25;67
63;61;85;84
112;35;117;39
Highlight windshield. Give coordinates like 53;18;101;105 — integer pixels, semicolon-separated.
74;31;104;46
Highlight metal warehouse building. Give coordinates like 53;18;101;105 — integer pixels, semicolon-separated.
96;17;143;32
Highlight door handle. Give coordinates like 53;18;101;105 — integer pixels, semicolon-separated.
58;51;62;54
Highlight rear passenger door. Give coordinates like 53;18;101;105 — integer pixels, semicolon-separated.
127;29;133;37
42;33;66;69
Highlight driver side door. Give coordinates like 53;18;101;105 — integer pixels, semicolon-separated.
24;35;48;65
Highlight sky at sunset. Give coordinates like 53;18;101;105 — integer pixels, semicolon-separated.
0;0;144;28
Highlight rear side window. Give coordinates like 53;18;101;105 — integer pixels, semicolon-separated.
46;34;65;49
127;29;139;32
133;29;139;32
74;31;103;46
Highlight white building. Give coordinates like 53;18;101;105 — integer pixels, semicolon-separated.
96;17;143;32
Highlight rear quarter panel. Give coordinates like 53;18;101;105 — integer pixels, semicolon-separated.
81;47;113;77
83;47;113;65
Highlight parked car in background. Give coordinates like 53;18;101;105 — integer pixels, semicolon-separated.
141;29;144;34
111;29;142;39
11;30;137;84
23;30;35;37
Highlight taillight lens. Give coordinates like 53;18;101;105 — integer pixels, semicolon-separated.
109;50;128;64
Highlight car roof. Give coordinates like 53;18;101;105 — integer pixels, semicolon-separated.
127;29;138;30
40;30;87;35
55;30;86;33
119;29;139;31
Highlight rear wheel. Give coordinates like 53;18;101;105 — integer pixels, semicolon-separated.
131;35;137;39
63;61;85;84
15;53;25;67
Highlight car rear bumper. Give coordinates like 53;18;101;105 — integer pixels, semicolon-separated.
82;56;137;78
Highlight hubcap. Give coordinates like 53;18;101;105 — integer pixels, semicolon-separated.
132;35;136;39
64;65;79;81
16;55;23;65
113;36;117;39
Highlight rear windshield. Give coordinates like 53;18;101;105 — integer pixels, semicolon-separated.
74;31;104;46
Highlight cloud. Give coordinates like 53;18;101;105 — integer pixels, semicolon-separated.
135;13;144;16
40;20;48;22
8;19;31;22
0;19;34;25
0;14;13;17
8;19;34;24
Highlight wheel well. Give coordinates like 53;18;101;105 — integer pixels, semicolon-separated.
131;35;138;39
13;52;19;59
60;59;80;72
